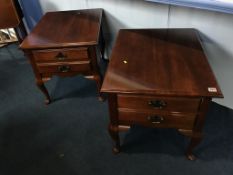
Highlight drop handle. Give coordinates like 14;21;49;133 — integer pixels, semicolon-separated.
148;100;167;109
58;65;70;73
55;52;67;61
147;115;164;124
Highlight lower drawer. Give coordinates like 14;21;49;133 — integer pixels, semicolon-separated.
118;110;196;129
37;61;91;73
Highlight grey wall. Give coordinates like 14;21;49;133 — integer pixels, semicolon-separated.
38;0;233;109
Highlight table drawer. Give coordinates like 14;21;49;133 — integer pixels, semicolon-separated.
118;110;196;129
118;95;200;113
37;61;91;73
33;48;89;62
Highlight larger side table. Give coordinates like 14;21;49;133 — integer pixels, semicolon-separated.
20;9;105;104
101;29;223;160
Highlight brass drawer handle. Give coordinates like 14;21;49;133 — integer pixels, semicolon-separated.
58;65;70;72
148;100;167;109
55;52;67;61
147;115;164;124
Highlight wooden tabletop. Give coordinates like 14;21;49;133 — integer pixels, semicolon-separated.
20;8;103;49
101;29;223;98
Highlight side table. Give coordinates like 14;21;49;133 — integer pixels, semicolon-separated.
101;29;223;160
20;9;105;104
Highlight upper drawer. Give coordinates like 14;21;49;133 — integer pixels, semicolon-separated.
117;94;200;113
32;47;89;62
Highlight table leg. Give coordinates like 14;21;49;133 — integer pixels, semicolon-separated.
88;45;105;101
108;124;120;154
184;98;210;160
186;135;202;160
100;26;105;60
24;51;51;104
93;75;105;101
36;79;51;105
107;94;120;153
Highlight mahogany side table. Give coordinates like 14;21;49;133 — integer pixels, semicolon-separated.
20;9;105;104
101;29;223;160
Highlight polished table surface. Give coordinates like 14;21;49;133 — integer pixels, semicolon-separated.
20;9;102;49
102;29;222;97
101;28;223;160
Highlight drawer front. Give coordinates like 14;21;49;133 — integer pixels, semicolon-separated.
118;95;200;113
33;48;89;62
118;110;196;129
37;61;91;73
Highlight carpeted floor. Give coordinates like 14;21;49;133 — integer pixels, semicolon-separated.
0;44;233;175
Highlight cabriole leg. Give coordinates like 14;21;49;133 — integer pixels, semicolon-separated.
186;136;202;160
36;79;51;105
108;124;120;154
94;75;104;101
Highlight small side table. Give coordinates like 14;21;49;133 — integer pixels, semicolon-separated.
20;9;105;104
101;29;223;160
